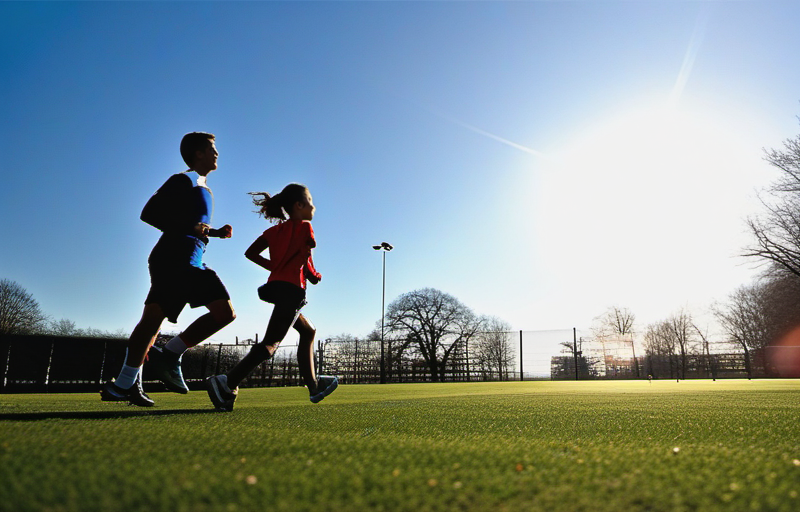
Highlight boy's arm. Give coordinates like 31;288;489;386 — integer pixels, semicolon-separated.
141;174;194;232
245;235;272;271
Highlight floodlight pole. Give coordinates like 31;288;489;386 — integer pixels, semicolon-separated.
373;242;393;384
573;327;579;381
380;250;386;383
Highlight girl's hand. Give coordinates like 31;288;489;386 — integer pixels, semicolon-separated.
304;267;321;285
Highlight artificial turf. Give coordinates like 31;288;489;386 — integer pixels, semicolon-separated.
1;380;799;512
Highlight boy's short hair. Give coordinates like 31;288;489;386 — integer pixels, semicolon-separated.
180;132;215;168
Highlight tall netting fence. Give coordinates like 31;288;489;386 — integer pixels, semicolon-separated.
320;329;591;383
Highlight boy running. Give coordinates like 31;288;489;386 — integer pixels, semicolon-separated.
101;132;236;406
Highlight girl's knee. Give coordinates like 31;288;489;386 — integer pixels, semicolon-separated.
297;324;316;341
251;342;277;359
295;316;316;339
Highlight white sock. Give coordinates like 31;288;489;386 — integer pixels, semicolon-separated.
164;335;189;356
116;364;140;390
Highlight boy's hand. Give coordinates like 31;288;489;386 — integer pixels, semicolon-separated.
194;223;211;238
209;225;233;238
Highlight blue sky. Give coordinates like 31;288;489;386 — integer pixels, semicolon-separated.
2;1;799;346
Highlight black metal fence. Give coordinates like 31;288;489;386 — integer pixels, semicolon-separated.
0;331;780;394
0;334;308;393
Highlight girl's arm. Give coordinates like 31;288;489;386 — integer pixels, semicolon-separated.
245;235;272;271
304;254;322;284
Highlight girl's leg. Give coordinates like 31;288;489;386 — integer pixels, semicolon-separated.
294;314;317;394
226;300;298;389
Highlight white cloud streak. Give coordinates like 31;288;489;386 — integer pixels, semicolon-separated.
668;8;711;110
429;107;550;160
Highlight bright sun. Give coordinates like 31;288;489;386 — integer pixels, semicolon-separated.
525;102;766;318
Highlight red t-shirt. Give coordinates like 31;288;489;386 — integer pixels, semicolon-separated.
261;220;320;289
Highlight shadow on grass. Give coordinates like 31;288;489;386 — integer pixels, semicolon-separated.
0;408;221;421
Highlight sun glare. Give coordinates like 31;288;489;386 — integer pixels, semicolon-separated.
527;102;765;319
540;105;744;243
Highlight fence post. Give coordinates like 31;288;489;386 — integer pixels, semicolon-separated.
214;343;223;375
98;340;108;385
1;337;11;393
519;330;523;381
317;340;324;375
45;340;55;392
464;338;470;382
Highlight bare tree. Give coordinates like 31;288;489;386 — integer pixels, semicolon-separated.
643;320;676;379
745;121;800;276
592;307;636;337
714;283;770;378
591;307;639;377
474;316;515;381
49;318;78;337
384;288;481;382
0;279;48;335
665;309;695;380
715;275;800;377
691;322;718;381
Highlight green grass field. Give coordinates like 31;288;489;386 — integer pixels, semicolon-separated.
1;380;799;512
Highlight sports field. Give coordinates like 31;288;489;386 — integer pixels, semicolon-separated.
1;380;799;512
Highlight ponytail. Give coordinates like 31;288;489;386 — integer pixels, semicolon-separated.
249;183;309;223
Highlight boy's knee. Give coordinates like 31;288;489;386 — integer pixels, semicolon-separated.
213;307;236;325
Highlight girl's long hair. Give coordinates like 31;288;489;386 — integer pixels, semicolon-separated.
249;183;308;223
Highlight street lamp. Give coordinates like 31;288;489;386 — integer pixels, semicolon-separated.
373;242;393;384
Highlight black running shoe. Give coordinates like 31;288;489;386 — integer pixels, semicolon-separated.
100;378;155;407
310;375;338;403
206;375;237;412
148;346;189;394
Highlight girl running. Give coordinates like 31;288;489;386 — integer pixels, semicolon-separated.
207;183;337;411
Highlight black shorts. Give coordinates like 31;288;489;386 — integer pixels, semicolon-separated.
257;280;306;308
145;265;230;323
257;281;308;343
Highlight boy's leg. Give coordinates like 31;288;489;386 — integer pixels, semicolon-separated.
101;303;164;406
178;299;236;348
151;299;235;393
126;303;167;367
